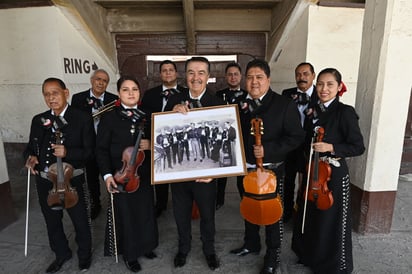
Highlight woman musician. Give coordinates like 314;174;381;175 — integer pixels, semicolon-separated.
292;68;365;273
96;75;158;272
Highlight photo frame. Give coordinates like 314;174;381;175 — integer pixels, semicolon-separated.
151;104;247;184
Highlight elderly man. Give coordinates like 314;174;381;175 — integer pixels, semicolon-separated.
71;69;118;219
25;78;94;272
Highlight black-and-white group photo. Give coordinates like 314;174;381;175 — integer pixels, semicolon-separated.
151;105;246;184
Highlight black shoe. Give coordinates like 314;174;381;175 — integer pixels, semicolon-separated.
46;254;72;273
125;260;141;272
205;254;220;270
215;203;224;211
90;203;101;220
174;252;187;268
79;256;91;271
260;265;277;274
144;251;157;259
230;246;260;256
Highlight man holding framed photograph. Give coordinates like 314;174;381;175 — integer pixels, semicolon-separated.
164;56;224;271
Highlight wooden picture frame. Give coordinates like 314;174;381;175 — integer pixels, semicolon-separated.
151;104;246;184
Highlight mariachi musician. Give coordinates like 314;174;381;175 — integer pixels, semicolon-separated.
71;69;118;219
96;75;158;272
292;68;365;273
25;78;94;273
230;59;304;274
140;59;187;217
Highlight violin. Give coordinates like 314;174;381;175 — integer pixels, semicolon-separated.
240;118;283;225
114;125;145;193
47;129;78;210
304;126;334;210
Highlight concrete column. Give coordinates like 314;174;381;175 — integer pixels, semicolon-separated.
351;0;412;233
0;137;16;231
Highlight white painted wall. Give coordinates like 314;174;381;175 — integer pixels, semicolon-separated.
352;0;412;191
0;7;117;143
307;5;364;106
0;138;9;184
271;5;364;107
271;8;309;92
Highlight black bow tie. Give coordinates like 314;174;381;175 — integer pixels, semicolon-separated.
86;96;103;109
238;98;262;114
313;103;327;120
318;103;327;112
292;92;310;105
161;88;179;99
188;98;202;109
121;108;146;123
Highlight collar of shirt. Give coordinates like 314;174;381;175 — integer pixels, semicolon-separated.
51;103;69;117
321;97;336;108
297;85;314;98
246;91;267;101
162;85;177;91
121;103;137;109
89;89;105;101
189;89;206;100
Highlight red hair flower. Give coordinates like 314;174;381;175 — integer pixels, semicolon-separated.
338;82;347;96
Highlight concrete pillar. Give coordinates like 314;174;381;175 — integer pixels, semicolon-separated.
351;0;412;233
0;137;16;231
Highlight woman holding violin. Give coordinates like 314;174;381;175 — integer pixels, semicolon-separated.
96;76;158;272
292;68;365;273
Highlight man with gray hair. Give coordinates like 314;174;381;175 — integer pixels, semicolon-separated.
71;69;118;219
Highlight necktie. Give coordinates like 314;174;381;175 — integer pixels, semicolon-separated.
189;98;202;109
318;103;327;112
53;115;67;130
312;102;327;121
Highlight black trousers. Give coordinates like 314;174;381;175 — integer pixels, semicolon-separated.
217;176;243;205
155;183;169;210
85;158;101;206
237;165;285;267
216;177;227;205
171;180;217;256
35;174;91;260
283;148;304;216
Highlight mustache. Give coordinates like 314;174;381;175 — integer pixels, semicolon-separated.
190;80;203;84
297;80;308;84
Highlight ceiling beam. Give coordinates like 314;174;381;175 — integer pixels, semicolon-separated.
182;0;196;54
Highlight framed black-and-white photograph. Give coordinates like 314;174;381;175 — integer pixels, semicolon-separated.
151;104;246;184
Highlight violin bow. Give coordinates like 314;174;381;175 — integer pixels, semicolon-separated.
110;193;119;263
301;130;316;234
24;168;31;257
